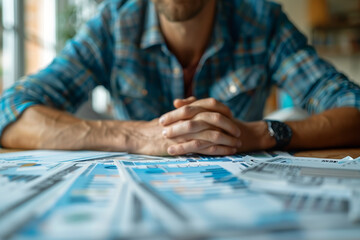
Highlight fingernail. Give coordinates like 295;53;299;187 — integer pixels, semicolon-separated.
236;130;241;138
168;147;176;155
233;148;237;154
162;129;167;137
159;117;165;125
237;141;242;148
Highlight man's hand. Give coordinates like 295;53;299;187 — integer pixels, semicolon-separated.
159;97;278;156
159;97;244;155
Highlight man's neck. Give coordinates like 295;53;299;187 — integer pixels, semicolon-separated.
159;0;216;68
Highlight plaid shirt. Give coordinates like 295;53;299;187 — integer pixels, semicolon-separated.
1;0;360;138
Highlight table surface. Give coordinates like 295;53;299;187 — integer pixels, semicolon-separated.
293;148;360;159
1;148;359;159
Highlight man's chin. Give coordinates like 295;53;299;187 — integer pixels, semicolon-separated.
153;0;209;22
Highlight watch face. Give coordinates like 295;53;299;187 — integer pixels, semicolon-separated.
266;120;293;149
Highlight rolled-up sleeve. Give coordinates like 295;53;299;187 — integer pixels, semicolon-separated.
0;2;114;138
268;5;360;114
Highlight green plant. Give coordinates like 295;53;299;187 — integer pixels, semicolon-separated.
56;0;103;52
57;3;81;52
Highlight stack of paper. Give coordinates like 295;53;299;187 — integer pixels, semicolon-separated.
0;150;359;239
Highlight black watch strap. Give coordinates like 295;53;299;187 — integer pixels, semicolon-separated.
265;120;293;149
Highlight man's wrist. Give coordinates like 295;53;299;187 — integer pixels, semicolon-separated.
241;121;276;151
85;120;131;152
256;121;277;150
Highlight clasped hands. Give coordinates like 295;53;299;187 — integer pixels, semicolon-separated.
159;97;246;156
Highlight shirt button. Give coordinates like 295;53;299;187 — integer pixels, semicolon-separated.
173;67;181;75
229;84;237;94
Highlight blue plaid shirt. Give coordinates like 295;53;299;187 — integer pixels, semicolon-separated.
1;0;360;138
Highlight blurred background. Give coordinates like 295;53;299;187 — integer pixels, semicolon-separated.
0;0;359;117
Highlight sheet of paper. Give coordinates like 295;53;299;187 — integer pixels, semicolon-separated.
240;156;360;223
241;156;360;192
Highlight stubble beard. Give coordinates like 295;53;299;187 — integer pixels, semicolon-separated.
153;0;210;22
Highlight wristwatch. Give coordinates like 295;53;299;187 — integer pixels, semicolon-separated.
264;120;293;149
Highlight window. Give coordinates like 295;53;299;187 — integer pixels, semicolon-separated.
2;0;24;92
24;0;57;75
1;0;110;118
1;0;102;92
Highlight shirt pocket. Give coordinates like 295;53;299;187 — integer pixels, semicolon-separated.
210;66;266;102
212;36;267;102
210;67;268;120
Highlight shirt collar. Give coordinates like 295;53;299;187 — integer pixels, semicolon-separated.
140;1;233;52
140;2;165;49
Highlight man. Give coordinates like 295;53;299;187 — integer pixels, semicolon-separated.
0;0;359;156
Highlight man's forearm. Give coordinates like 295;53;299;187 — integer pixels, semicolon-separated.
0;105;130;151
236;107;360;152
286;107;360;149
